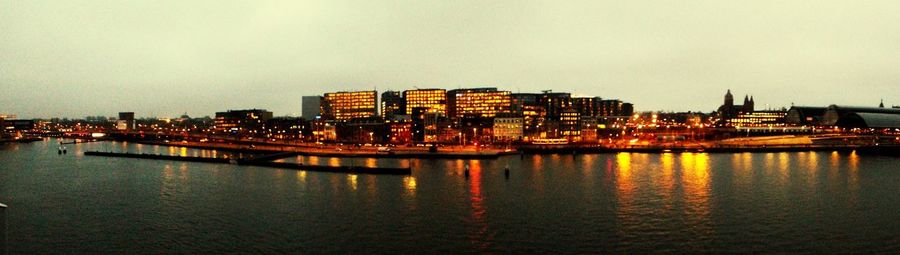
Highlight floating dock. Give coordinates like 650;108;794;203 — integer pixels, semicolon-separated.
83;151;411;175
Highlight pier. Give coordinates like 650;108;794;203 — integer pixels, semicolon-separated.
83;151;411;175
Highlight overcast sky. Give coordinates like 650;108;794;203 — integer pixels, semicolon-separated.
2;1;899;118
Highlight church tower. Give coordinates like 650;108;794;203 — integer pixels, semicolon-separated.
724;89;734;107
744;96;756;112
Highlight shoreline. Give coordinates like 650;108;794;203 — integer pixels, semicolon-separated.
111;138;900;157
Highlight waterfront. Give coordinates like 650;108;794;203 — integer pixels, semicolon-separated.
1;139;899;253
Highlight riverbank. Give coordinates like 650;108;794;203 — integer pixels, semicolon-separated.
102;134;900;157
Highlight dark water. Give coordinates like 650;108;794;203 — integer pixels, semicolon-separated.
1;139;899;253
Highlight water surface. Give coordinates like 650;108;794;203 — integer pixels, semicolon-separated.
1;139;898;253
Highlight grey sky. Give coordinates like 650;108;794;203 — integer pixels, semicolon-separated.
2;0;899;118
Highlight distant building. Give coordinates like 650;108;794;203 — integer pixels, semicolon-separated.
214;109;273;134
559;110;581;141
117;112;135;131
380;91;404;119
580;117;599;143
717;90;754;121
447;88;511;118
322;91;377;121
538;91;571;120
493;113;524;142
727;111;786;127
301;96;322;120
822;105;900;128
389;122;412;144
786;106;828;126
571;97;602;117
404;89;446;115
599;99;632;117
266;117;310;140
2;119;34;131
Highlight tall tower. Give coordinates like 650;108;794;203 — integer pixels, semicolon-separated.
724;89;734;107
880;99;885;108
747;95;755;111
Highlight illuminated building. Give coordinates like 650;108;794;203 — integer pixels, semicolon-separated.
403;89;446;115
381;91;404;119
493;113;523;142
311;120;337;141
322;91;377;121
266;117;309;140
560;110;581;141
389;122;412;144
214;109;273;134
301;96;322;119
447;88;511;118
727;111;786;126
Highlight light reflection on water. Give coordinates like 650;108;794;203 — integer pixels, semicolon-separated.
1;139;899;253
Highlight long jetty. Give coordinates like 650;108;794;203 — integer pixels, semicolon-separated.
83;151;411;175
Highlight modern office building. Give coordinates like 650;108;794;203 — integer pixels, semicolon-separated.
213;109;273;134
322;91;377;121
404;89;446;115
381;91;404;119
447;88;511;118
301;96;322;120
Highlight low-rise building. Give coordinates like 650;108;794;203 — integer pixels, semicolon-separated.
493;114;524;142
213;109;273;134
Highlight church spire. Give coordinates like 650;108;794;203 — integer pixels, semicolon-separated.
880;99;885;108
724;89;734;106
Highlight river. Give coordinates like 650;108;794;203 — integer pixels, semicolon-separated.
1;138;898;253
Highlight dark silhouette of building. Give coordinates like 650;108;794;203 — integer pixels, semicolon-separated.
118;112;135;131
786;106;828;126
717;89;754;122
380;91;404;119
538;91;571;120
572;97;602;117
301;96;322;120
822;105;900;128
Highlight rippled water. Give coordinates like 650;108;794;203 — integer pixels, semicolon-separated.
1;139;899;253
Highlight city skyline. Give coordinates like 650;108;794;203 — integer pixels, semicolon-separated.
3;1;900;118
